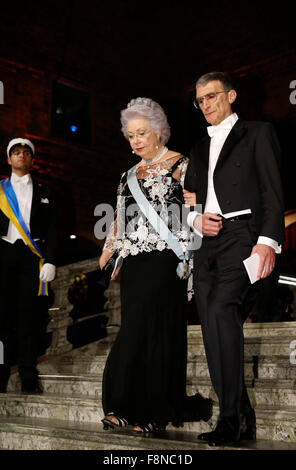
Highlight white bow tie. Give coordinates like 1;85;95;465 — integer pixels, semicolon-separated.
12;174;30;185
207;123;232;138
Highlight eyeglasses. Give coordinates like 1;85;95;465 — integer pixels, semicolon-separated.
193;90;230;109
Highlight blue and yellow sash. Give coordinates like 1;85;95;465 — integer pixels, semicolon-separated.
0;178;48;296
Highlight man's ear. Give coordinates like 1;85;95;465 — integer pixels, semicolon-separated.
7;157;11;167
228;89;237;104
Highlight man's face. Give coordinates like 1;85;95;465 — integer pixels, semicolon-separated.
195;80;236;125
7;146;33;173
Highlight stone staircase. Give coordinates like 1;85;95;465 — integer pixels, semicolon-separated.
0;322;296;450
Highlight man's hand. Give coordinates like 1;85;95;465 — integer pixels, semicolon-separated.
194;213;223;236
250;244;275;280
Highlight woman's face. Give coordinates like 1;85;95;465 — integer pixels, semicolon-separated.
126;118;160;160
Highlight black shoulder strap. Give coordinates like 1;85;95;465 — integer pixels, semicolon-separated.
170;155;187;174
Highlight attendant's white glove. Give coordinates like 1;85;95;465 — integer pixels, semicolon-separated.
40;263;56;282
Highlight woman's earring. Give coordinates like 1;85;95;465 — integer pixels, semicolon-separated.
132;151;135;154
155;145;159;150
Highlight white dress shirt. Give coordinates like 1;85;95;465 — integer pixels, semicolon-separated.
1;172;33;245
187;113;281;253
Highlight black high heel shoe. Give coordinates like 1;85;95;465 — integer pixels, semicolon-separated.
132;421;166;434
101;412;128;430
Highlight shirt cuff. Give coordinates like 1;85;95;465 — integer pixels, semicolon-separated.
187;211;203;238
257;236;282;254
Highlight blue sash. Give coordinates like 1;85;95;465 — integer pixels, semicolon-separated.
127;165;191;280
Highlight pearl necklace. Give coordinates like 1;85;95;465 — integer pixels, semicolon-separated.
140;146;168;167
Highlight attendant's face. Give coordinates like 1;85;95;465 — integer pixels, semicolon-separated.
7;146;33;173
126;118;160;160
196;80;237;125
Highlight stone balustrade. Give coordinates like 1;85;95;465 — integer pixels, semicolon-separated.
47;257;120;356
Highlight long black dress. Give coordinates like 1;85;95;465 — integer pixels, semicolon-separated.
102;155;211;427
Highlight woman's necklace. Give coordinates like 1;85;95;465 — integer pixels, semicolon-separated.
141;146;168;167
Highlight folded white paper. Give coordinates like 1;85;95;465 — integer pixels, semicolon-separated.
243;253;265;284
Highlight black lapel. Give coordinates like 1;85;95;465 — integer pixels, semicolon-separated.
216;119;248;166
197;134;211;168
30;179;41;223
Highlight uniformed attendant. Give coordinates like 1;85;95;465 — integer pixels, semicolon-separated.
0;138;57;393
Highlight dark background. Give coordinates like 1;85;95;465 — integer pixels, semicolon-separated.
0;0;295;266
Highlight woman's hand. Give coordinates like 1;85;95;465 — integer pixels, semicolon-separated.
99;250;113;270
183;189;197;208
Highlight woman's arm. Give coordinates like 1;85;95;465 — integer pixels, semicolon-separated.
183;189;197;208
99;173;126;270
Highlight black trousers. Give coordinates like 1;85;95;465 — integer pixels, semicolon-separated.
0;239;40;385
193;219;254;417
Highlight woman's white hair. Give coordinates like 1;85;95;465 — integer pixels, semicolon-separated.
120;97;171;145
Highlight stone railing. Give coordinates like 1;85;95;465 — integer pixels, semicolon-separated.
47;257;120;356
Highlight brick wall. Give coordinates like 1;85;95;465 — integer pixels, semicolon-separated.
0;1;295;264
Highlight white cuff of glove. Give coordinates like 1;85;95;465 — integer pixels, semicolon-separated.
40;263;56;282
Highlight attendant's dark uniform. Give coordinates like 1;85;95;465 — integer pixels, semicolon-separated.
0;139;57;393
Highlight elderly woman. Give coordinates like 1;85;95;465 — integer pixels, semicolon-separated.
99;97;212;433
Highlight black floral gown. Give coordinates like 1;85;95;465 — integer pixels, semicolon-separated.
102;155;211;427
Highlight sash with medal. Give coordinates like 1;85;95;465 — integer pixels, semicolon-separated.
0;177;48;296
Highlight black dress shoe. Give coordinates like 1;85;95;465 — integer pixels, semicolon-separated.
0;379;8;393
197;429;216;442
207;416;240;447
21;384;43;394
21;378;43;394
0;374;9;393
240;409;256;440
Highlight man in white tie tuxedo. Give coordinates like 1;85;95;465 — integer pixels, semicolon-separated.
184;72;285;446
0;138;57;394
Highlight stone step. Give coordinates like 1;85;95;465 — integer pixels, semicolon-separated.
188;336;296;358
56;350;296;382
11;357;291;405
0;392;102;423
39;374;101;397
57;356;108;375
68;332;296;360
187;376;296;408
64;322;296;358
188;355;296;380
188;322;296;340
252;356;296;379
1;388;296;442
254;405;296;442
251;379;296;407
0;416;295;450
0;390;215;435
0;416;208;451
